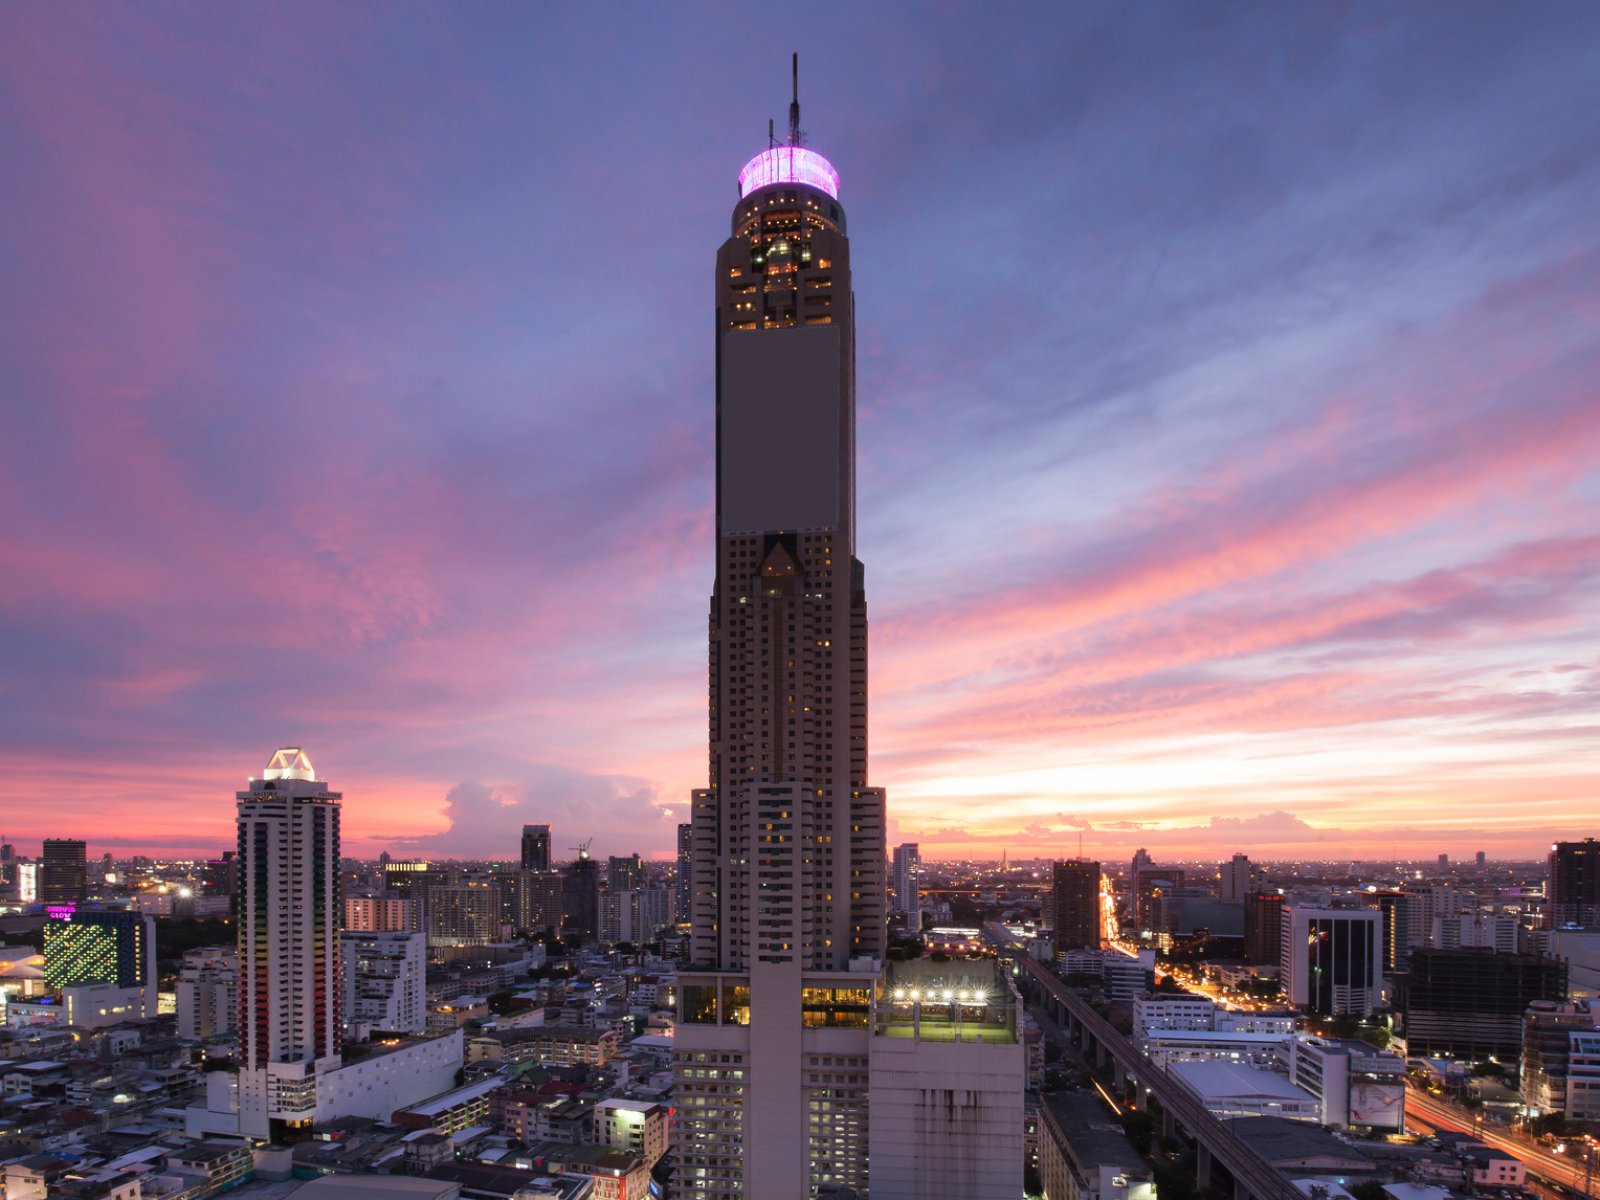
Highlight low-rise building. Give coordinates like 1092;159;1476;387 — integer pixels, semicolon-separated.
591;1098;668;1169
1169;1061;1321;1122
393;1077;507;1135
1039;1091;1154;1200
165;1140;254;1194
1286;1037;1405;1130
467;1024;619;1069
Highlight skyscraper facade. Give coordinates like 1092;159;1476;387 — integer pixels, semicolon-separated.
235;747;342;1139
1280;906;1382;1016
1051;860;1102;957
607;853;644;894
892;843;921;933
41;838;87;904
564;849;599;940
1550;839;1600;929
676;822;692;926
521;823;551;872
677;85;889;1200
676;74;1022;1200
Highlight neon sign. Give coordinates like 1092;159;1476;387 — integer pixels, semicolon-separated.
738;146;840;201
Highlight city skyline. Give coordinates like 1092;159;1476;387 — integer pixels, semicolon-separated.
4;7;1600;862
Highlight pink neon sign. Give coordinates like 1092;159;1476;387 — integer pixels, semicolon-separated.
737;146;840;201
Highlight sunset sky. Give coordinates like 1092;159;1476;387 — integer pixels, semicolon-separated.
3;5;1598;864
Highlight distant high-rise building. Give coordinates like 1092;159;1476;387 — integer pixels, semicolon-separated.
521;824;551;872
1438;852;1449;870
176;946;238;1040
427;881;504;948
599;887;674;946
1372;890;1411;973
675;75;1021;1199
235;747;343;1139
675;822;692;925
186;750;465;1139
201;852;238;910
1476;850;1487;868
345;896;414;932
342;930;425;1036
40;838;87;904
1221;853;1255;903
1131;847;1153;881
1051;860;1102;957
1135;866;1184;934
384;860;432;893
515;869;564;935
1244;892;1285;967
1280;905;1381;1016
892;843;922;932
563;848;599;940
43;906;156;1019
1550;839;1600;929
607;853;644;894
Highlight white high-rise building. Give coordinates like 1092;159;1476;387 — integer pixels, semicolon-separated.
187;749;462;1140
176;946;238;1040
1221;852;1255;903
1280;905;1382;1016
236;747;343;1139
675;63;1023;1200
893;843;922;932
342;930;425;1037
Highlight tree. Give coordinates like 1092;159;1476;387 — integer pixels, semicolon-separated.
1349;1180;1389;1200
1357;1025;1392;1051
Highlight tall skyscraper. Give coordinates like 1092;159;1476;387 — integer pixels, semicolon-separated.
1549;839;1600;929
684;78;885;977
235;747;342;1139
521;823;551;872
677;69;1021;1199
1051;860;1102;957
892;843;922;933
40;838;87;904
188;750;464;1139
675;822;692;925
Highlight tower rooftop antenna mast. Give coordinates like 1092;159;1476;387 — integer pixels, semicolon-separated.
789;51;801;146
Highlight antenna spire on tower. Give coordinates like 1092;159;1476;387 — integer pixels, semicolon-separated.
789;51;801;145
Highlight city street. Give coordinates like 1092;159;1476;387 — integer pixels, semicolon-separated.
1405;1084;1597;1197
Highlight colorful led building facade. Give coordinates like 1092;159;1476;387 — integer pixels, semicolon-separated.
43;907;154;991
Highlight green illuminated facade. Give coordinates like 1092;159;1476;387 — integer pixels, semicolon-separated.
43;909;153;989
